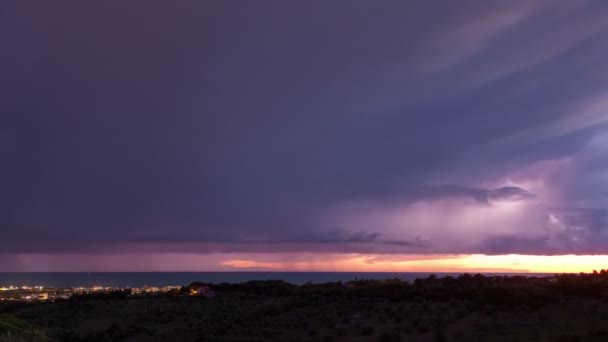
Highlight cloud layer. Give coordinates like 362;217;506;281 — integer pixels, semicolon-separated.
1;0;608;270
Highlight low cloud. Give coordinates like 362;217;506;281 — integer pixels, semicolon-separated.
326;183;608;255
400;185;536;204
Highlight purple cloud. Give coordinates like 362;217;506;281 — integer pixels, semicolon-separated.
1;0;608;270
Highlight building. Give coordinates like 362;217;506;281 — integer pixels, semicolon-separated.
189;286;215;298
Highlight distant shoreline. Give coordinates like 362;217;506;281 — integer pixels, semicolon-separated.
0;272;555;288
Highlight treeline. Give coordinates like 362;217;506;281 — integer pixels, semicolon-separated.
189;271;608;310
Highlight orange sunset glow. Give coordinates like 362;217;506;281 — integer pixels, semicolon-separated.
7;252;608;274
221;254;608;274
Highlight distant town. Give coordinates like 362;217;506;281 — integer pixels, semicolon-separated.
0;284;214;302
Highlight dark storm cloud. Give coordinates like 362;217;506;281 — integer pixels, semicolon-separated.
395;185;536;204
558;208;608;233
1;0;608;263
479;208;608;254
282;230;425;248
480;235;553;255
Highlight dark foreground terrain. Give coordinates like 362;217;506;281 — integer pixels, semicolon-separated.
3;272;608;342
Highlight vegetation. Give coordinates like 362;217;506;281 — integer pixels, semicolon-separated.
0;315;45;342
4;272;608;341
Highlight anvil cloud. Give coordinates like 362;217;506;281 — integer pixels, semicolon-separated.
1;0;608;271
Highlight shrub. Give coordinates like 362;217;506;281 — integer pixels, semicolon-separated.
555;334;581;342
0;315;45;342
0;334;48;342
379;331;401;342
359;326;375;336
591;328;608;336
434;330;449;342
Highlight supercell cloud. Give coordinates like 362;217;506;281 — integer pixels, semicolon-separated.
1;0;608;270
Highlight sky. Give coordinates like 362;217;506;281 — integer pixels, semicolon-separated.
1;1;608;272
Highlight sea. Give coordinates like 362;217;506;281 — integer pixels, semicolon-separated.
0;272;552;288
